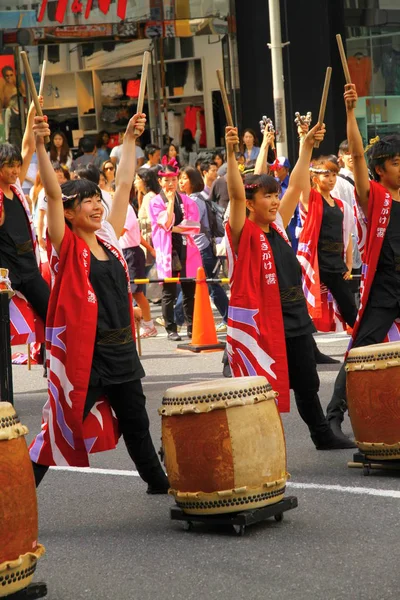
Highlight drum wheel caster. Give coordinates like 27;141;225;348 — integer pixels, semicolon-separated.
274;513;284;522
183;521;193;532
233;524;246;536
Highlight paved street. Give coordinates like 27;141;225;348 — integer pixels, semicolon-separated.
10;322;400;600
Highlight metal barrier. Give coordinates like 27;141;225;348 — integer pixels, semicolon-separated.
132;277;230;285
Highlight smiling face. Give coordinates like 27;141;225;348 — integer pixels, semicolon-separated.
0;160;21;186
247;188;280;226
313;170;337;194
64;195;104;232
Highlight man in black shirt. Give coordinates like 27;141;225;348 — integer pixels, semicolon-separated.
0;103;50;369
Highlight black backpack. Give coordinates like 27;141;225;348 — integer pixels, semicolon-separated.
199;192;225;239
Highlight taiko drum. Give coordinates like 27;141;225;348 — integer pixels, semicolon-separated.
0;402;45;597
159;376;288;515
346;341;400;460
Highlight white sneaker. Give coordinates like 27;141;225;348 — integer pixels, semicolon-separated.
140;325;158;338
216;322;227;333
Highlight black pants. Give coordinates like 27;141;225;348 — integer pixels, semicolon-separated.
162;270;195;333
326;301;400;421
286;333;331;442
32;379;167;488
320;270;357;328
14;272;50;324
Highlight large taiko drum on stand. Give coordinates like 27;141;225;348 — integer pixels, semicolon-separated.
159;376;288;515
346;342;400;460
0;402;45;597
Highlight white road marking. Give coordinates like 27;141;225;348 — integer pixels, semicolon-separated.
50;467;400;499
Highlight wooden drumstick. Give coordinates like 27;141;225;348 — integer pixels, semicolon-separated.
336;34;356;109
38;59;47;97
20;51;50;144
216;69;239;152
136;319;142;357
314;66;332;149
134;51;150;136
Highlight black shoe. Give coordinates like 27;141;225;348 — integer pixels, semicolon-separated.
146;484;170;495
314;429;357;450
43;365;48;378
168;332;182;341
315;351;340;365
222;363;232;378
328;416;355;444
187;327;192;339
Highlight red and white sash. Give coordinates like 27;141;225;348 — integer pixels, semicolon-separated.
297;190;353;332
226;216;290;413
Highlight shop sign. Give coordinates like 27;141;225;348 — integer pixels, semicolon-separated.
37;0;128;23
34;24;113;40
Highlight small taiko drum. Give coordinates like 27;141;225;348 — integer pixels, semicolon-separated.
0;402;45;597
346;341;400;460
159;376;287;515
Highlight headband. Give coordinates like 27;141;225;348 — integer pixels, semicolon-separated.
158;156;179;177
309;167;334;174
364;136;380;154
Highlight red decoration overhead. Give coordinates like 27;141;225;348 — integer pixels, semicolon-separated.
37;0;128;23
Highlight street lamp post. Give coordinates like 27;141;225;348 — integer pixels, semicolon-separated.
267;0;289;157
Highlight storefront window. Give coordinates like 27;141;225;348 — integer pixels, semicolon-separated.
344;0;400;144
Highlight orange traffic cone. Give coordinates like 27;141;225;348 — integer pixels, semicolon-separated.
177;267;226;353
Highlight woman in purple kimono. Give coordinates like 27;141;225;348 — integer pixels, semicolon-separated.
149;158;201;341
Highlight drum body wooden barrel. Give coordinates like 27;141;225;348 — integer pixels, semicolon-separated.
346;342;400;460
159;376;287;515
0;402;45;597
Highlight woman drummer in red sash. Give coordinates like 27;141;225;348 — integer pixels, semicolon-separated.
327;83;400;438
225;124;354;450
29;113;169;493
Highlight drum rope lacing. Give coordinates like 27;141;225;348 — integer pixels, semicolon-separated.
161;384;273;406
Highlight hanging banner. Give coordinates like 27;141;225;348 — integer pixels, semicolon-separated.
37;0;128;23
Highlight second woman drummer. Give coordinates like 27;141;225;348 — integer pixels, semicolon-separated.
225;123;355;450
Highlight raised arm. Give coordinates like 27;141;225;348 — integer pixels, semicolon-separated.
107;113;146;236
278;123;326;228
344;84;370;214
226;126;246;254
20;97;43;184
33;115;65;255
254;128;275;175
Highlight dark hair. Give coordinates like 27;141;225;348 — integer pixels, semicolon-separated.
76;164;101;184
95;130;110;149
79;137;95;153
161;143;179;162
338;139;349;155
101;159;115;173
60;179;102;213
242;128;259;148
49;130;70;165
213;150;225;163
366;135;400;182
244;174;280;201
1;66;13;78
200;160;217;175
179;166;204;194
159;165;178;177
137;167;161;194
145;144;160;160
53;162;71;181
310;155;340;174
181;129;196;153
0;143;22;168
